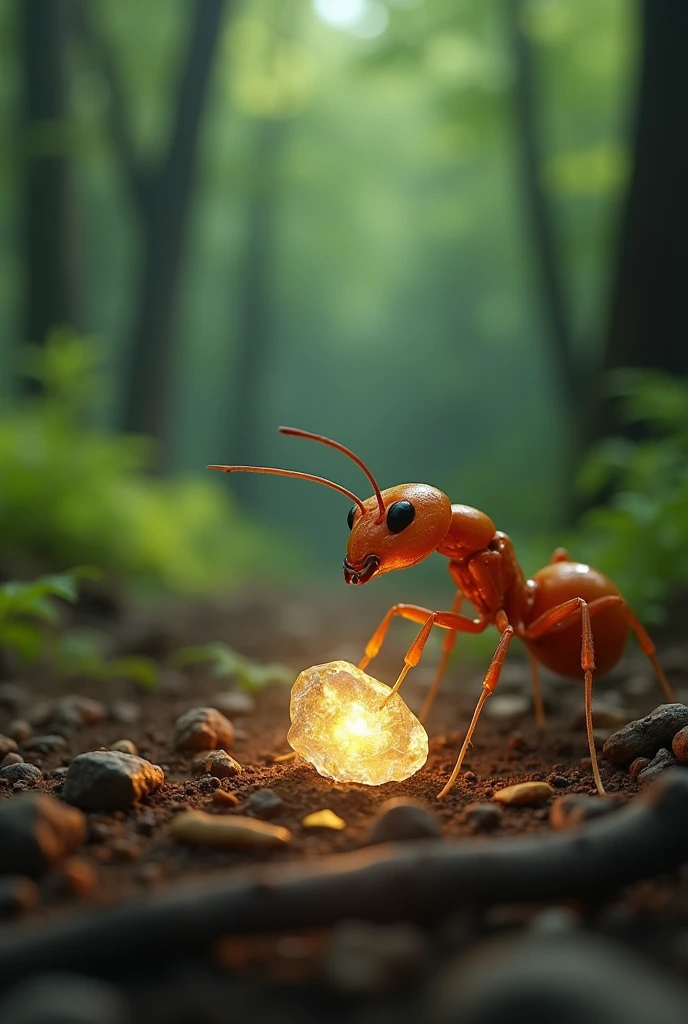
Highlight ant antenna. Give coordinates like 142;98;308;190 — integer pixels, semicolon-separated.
278;426;385;522
206;465;367;516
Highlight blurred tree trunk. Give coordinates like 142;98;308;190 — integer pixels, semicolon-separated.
505;0;579;422
20;0;78;384
227;117;287;502
76;0;227;463
602;0;688;419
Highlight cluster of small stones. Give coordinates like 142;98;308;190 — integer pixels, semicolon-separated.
602;703;688;782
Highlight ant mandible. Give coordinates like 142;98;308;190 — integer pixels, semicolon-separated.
209;426;674;798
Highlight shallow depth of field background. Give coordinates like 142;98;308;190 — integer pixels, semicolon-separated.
1;0;686;624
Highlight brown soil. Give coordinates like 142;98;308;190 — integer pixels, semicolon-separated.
1;590;688;1021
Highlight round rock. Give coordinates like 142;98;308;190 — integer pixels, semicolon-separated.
0;762;42;785
636;747;679;784
191;749;242;779
603;703;688;766
549;793;623;830
62;751;164;811
367;798;442;844
671;725;688;764
466;802;503;833
245;788;284;819
174;707;235;752
0;794;86;878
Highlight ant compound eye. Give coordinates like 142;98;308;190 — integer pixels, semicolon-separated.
347;505;356;530
386;500;415;534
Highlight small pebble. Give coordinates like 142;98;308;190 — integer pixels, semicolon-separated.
302;809;346;830
0;794;86;878
466;802;503;833
170;810;291;847
0;761;42;785
1;751;23;768
367;798;442;844
7;719;32;743
174;707;235;752
0;734;19;757
52;695;107;728
629;756;651;779
549;793;623;830
191;749;243;779
245;788;284;819
212;691;256;716
493;781;553;806
53;857;98;899
22;734;69;753
672;726;688;764
109;739;138;756
110;700;141;725
549;775;569;789
637;747;679;784
62;751;164;810
603;703;688;765
212;788;240;807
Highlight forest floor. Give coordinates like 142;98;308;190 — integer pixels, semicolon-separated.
1;589;688;1023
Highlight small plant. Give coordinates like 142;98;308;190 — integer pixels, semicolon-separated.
54;630;159;689
573;370;688;621
0;568;94;663
0;331;288;594
173;641;294;692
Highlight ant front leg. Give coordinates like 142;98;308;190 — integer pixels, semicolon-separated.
359;603;486;702
437;612;515;799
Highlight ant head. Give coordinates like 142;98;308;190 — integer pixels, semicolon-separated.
207;427;450;586
344;483;452;585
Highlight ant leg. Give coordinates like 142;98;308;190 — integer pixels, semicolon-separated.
525;598;604;795
437;613;515;799
529;653;546;730
580;595;674;703
383;608;486;704
419;592;464;723
358;603;436;672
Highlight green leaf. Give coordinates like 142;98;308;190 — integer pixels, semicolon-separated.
1;621;44;662
173;641;293;692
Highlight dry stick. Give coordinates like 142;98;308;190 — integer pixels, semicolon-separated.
1;772;687;989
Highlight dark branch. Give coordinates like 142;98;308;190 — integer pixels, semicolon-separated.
1;772;687;989
72;0;149;213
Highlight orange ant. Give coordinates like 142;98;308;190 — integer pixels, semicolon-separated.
209;427;674;798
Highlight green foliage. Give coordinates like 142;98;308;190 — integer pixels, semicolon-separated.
54;630;159;689
573;371;688;621
173;641;293;692
0;333;284;593
0;567;93;662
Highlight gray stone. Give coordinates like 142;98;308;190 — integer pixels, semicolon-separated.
174;707;235;752
466;802;503;833
0;794;86;878
22;734;69;753
62;752;164;810
52;695;107;728
0;762;42;785
0;973;129;1024
549;793;623;830
245;787;284;819
603;703;688;765
637;747;679;784
367;798;442;844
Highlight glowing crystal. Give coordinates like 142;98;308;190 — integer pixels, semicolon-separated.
287;660;429;785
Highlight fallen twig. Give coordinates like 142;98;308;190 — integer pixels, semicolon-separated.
1;771;687;988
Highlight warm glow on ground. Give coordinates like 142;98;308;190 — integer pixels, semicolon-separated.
288;660;428;785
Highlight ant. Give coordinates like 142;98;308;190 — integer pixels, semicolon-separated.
209;426;674;798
